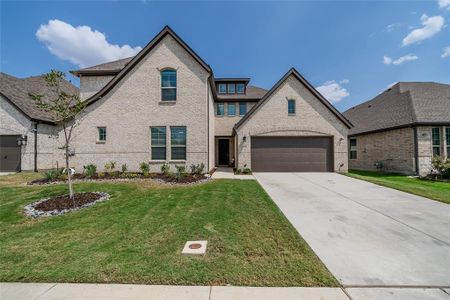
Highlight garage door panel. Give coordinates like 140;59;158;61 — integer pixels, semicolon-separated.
0;135;21;172
251;136;333;172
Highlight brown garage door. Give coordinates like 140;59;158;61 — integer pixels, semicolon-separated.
251;136;333;172
0;135;21;172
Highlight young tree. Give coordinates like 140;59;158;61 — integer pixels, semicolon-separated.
29;70;85;201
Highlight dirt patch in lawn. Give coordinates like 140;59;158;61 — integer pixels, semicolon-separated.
34;192;101;211
24;192;110;218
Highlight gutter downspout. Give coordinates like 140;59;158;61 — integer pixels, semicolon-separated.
413;127;419;175
34;122;38;172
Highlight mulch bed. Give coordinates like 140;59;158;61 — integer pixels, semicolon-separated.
34;192;101;212
24;192;110;218
27;172;209;186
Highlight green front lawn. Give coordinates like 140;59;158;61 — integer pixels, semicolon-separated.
0;173;336;286
346;170;450;205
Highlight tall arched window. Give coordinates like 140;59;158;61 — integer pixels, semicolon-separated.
161;69;177;101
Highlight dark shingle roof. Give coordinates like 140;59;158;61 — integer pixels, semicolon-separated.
343;82;450;135
71;57;133;75
217;85;267;101
0;72;79;123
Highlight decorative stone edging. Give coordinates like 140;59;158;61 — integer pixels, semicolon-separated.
24;192;110;218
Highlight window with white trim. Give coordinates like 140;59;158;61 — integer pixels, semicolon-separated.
151;127;166;160
171;126;186;160
432;127;441;156
161;69;176;101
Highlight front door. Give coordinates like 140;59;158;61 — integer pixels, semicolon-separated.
218;139;229;166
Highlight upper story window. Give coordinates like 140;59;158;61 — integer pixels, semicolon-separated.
349;138;357;159
97;127;106;143
236;83;245;94
239;102;247;116
227;83;236;94
432;127;441;156
218;83;227;94
288;99;296;115
161;69;177;101
216;103;224;116
228;103;236;116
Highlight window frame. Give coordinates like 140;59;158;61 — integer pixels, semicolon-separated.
239;102;247;116
227;103;236;116
151;126;167;160
218;83;227;94
97;127;107;143
432;127;441;157
349;137;357;160
287;99;296;115
236;83;245;94
170;126;187;161
161;69;177;101
227;83;236;94
216;103;225;116
446;127;450;158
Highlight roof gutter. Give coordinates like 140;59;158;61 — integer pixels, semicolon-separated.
348;122;450;137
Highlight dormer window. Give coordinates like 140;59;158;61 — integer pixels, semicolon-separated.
227;83;236;94
218;83;227;94
236;83;245;94
161;69;177;101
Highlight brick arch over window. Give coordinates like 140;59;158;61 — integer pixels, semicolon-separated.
160;68;177;101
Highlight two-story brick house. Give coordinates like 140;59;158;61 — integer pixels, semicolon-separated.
1;26;352;173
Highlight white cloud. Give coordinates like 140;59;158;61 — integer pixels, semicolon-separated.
442;46;450;58
402;14;444;46
316;80;350;103
438;0;450;9
36;19;142;68
386;23;400;32
383;54;418;65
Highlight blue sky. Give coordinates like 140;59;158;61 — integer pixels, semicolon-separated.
1;1;449;112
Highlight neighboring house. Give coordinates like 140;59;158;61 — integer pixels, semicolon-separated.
343;82;450;176
68;26;351;173
0;73;78;172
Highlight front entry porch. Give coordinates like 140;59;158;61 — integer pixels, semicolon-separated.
215;136;235;167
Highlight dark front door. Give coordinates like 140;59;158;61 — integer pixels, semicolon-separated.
218;139;230;166
0;135;21;172
251;136;333;172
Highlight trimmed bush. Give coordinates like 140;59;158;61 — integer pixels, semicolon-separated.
44;169;63;181
190;163;205;175
161;163;170;174
121;164;128;173
83;164;97;178
140;162;150;176
431;156;450;179
175;165;186;181
104;161;116;173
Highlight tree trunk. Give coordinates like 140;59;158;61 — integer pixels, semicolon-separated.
65;146;75;207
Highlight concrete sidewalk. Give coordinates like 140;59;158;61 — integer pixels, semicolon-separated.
3;283;450;300
1;283;348;300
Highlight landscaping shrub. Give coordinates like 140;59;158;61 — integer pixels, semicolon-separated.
175;165;187;181
44;169;63;181
431;156;450;179
189;163;205;175
242;168;252;175
121;164;128;173
161;163;170;174
104;161;116;173
83;164;97;178
140;162;150;176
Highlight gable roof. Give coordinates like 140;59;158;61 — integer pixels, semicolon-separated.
234;68;352;130
343;82;450;136
70;57;133;76
0;72;79;123
70;26;212;107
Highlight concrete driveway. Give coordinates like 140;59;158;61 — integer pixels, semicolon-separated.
254;172;450;287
